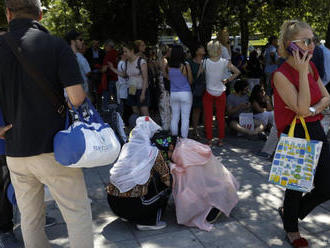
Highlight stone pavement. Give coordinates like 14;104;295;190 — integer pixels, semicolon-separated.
13;134;330;248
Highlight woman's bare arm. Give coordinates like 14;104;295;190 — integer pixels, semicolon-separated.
273;50;312;116
312;77;330;114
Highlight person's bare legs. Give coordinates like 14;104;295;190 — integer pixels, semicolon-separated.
254;119;265;133
229;121;264;136
229;121;254;135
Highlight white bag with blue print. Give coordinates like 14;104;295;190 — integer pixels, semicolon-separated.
54;99;121;168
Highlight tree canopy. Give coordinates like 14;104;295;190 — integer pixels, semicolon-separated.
0;0;329;55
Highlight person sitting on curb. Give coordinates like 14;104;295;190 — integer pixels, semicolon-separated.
249;84;274;130
226;79;266;139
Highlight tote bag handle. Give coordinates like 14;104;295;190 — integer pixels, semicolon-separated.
288;116;310;141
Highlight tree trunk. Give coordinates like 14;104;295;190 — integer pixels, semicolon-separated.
160;0;221;53
239;0;249;57
131;0;137;40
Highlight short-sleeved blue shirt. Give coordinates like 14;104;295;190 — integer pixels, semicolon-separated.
264;45;279;74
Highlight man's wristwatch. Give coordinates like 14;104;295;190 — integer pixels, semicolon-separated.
309;107;316;115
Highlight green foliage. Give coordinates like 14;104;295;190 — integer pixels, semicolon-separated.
0;2;7;27
160;0;223;52
254;0;330;39
41;0;92;39
212;0;330;55
0;0;329;50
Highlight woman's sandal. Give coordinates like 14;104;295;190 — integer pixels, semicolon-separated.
285;236;309;248
279;207;309;247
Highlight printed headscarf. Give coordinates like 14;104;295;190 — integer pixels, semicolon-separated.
151;130;177;160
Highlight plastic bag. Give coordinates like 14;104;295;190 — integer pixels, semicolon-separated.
110;117;161;193
170;138;239;231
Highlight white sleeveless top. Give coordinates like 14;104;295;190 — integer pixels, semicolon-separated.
204;58;228;96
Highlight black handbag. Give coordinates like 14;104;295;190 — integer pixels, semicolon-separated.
192;60;206;97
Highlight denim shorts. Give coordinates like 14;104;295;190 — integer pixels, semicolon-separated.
127;88;150;107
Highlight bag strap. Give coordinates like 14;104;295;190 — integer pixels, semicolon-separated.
288;116;310;141
3;33;66;118
137;57;143;75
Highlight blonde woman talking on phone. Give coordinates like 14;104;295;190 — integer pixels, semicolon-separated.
273;20;330;248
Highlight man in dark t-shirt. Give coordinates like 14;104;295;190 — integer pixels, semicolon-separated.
0;1;93;247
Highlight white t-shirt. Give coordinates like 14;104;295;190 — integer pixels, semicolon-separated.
126;57;147;89
117;60;128;99
204;58;228;96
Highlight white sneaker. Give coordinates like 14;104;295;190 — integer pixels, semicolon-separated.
136;221;167;231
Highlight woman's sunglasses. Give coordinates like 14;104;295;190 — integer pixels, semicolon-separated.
291;38;315;46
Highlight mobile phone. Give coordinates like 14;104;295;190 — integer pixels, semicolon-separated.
286;42;306;58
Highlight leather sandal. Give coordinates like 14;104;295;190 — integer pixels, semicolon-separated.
286;236;309;248
278;207;309;247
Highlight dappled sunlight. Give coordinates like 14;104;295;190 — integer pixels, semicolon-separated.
311;213;330;224
39;133;329;247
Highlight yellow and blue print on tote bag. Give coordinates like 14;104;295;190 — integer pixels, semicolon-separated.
268;116;323;192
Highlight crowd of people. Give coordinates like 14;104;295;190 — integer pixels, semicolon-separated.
65;31;282;146
1;0;330;248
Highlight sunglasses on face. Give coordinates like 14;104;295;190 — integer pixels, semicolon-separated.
291;37;315;46
76;38;83;42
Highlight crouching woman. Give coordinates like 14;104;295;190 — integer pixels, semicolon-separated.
106;120;175;231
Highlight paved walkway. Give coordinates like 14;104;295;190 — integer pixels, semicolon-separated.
14;134;330;247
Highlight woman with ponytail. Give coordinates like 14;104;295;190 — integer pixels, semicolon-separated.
273;20;330;247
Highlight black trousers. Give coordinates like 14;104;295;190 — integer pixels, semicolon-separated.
282;121;330;232
0;155;13;233
107;176;170;225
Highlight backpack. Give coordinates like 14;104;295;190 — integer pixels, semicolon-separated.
124;57;143;77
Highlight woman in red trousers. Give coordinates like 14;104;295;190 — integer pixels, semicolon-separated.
203;40;240;146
